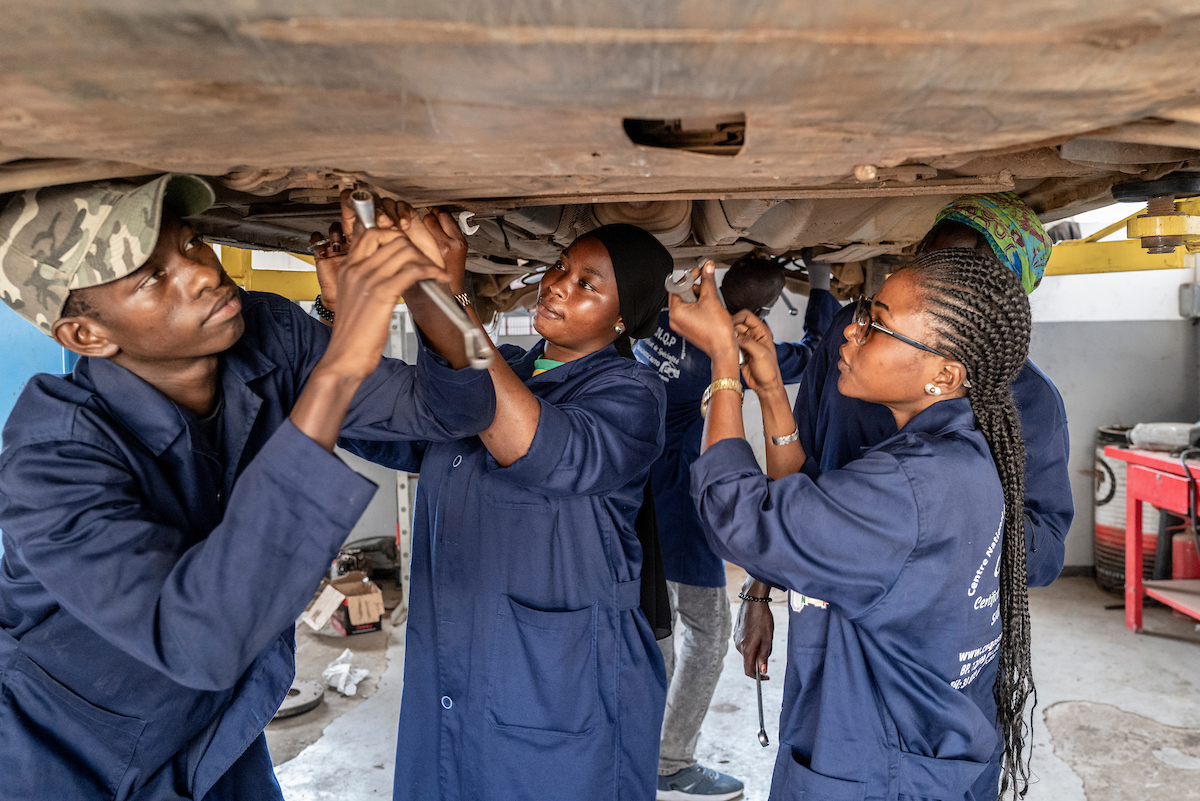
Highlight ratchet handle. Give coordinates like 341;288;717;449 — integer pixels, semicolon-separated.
350;190;493;370
416;279;494;370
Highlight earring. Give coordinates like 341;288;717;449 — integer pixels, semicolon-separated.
925;383;941;396
615;324;626;335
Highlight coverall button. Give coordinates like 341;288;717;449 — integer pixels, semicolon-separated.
452;455;462;467
441;695;453;709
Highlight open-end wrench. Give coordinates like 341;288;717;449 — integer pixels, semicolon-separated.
350;190;492;370
756;670;770;747
665;264;745;364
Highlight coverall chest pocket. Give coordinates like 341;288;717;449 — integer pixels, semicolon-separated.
485;596;600;736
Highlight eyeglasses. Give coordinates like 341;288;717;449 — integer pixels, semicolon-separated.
852;296;972;388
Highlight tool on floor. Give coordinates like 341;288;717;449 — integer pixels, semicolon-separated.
351;189;493;369
756;670;770;747
273;679;324;719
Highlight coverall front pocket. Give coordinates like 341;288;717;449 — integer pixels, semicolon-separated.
1;652;145;800
772;751;866;801
485;595;599;735
896;749;989;801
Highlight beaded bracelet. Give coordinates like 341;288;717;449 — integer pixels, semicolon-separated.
738;590;772;603
313;294;335;323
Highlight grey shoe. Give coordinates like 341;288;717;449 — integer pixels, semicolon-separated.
657;764;745;800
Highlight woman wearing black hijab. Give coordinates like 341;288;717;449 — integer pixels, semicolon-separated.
325;212;674;801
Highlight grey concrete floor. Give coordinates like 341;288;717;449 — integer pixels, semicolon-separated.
271;572;1200;801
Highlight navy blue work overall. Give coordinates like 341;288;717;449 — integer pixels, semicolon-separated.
693;400;1007;801
344;341;668;801
0;291;494;801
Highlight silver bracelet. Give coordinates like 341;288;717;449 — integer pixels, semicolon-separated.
770;429;800;446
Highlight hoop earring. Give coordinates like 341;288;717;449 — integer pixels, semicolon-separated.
925;383;941;396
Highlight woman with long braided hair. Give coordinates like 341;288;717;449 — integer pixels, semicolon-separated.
669;248;1034;801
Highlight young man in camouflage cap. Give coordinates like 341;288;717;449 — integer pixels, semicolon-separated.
0;174;495;801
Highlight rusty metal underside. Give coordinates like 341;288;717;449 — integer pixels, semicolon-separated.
8;1;1200;293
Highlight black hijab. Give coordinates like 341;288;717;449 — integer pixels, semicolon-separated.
585;224;673;340
581;223;674;639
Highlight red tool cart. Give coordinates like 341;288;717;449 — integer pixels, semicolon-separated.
1105;446;1200;632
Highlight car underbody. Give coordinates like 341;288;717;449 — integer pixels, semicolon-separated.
6;2;1200;309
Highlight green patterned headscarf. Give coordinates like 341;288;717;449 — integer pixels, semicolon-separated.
933;192;1051;294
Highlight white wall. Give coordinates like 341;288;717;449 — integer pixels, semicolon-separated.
1028;206;1200;569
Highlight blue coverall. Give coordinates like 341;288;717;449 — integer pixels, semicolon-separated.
693;399;1007;801
0;291;494;801
781;301;1073;798
344;341;668;801
633;290;841;587
794;302;1074;586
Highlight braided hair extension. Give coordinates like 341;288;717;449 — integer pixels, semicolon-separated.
903;248;1035;799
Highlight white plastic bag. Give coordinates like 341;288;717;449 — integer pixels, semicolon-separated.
322;648;370;696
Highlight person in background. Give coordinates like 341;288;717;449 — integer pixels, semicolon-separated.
0;176;492;801
672;249;1038;800
318;205;675;801
633;256;839;800
736;191;1070;801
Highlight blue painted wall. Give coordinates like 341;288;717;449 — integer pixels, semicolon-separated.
0;302;75;555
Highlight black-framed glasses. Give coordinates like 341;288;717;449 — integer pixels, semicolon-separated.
852;297;973;388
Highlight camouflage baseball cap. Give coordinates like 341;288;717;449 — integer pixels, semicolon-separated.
0;173;215;334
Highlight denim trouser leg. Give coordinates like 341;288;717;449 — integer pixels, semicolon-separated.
658;581;733;775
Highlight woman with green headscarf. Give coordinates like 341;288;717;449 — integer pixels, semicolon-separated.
733;192;1072;800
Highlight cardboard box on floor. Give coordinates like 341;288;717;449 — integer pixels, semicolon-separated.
301;571;385;635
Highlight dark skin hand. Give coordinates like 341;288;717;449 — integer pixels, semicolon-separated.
736;228;984;676
54;210;447;452
672;264;973;677
309;221;349;311
290;224;448;450
314;197;628;467
735;576;776;679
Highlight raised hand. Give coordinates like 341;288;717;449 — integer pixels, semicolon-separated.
339;190;446;271
290;225;448;452
667;261;738;361
310;222;349;312
421;209;469;293
327;227;446;380
733;310;784;397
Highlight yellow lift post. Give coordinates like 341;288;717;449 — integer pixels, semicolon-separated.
220;246;322;300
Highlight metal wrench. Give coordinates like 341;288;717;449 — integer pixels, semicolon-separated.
350;190;493;370
756;670;770;747
665;265;745;365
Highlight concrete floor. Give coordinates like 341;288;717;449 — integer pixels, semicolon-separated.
270;572;1200;801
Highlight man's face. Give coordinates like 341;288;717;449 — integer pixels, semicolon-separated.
70;213;244;362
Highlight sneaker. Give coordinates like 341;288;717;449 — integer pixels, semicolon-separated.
657;764;745;800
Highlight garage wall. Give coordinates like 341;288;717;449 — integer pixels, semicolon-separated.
1028;266;1200;571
